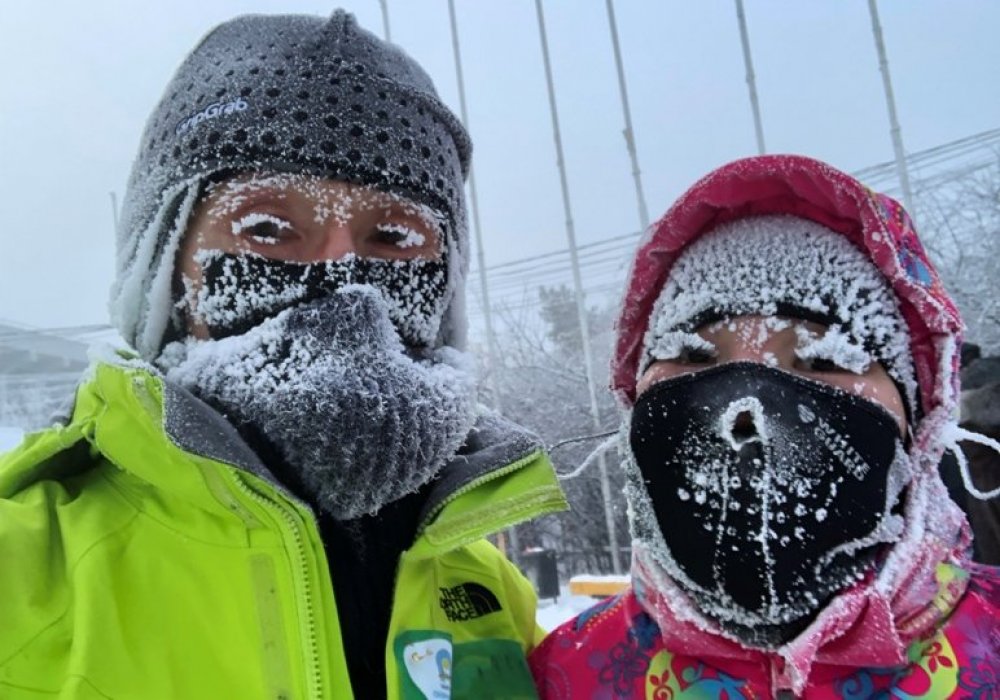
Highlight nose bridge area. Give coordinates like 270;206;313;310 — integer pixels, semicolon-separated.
719;396;768;450
316;221;358;260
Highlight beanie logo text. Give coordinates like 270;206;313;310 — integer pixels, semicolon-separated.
176;98;249;135
438;582;502;621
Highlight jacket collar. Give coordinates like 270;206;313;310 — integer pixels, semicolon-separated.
69;359;565;544
632;533;971;695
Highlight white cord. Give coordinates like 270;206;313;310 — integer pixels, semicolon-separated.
945;423;1000;500
557;434;618;480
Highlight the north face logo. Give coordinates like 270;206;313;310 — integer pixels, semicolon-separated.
439;582;502;622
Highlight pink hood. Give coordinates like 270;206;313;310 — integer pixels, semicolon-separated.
612;154;974;694
612;154;962;420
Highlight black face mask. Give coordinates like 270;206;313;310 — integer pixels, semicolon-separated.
629;362;906;645
186;250;448;347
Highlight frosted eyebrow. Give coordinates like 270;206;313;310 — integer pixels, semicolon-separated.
647;331;717;362
231;212;292;242
793;324;872;374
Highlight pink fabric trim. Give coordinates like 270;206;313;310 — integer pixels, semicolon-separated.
632;536;970;695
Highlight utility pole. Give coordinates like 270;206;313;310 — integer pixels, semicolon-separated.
734;0;766;155
109;191;120;233
446;0;521;563
867;0;915;214
534;0;622;574
604;0;649;230
378;0;391;42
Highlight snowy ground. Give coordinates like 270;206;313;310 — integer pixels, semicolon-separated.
536;587;603;631
0;426;23;455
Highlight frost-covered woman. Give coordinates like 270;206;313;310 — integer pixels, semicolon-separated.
530;155;1000;698
0;10;565;699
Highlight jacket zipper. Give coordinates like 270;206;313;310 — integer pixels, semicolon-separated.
416;452;541;534
230;471;325;700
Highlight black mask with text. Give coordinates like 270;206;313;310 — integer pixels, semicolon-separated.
184;250;448;347
629;362;907;646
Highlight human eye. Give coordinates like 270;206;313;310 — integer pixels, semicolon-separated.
368;213;442;259
795;356;845;373
374;222;428;249
231;212;294;245
677;343;717;365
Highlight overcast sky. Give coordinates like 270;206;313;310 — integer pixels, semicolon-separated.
2;1;998;331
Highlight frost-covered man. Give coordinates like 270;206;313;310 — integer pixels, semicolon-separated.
0;10;565;699
530;155;1000;697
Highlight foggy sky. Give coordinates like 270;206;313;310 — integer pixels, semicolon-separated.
2;1;998;331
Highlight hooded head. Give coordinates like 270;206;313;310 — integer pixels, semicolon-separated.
614;155;962;439
110;10;479;521
613;155;972;671
111;9;471;359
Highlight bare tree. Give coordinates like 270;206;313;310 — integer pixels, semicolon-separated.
483;286;630;578
914;156;1000;353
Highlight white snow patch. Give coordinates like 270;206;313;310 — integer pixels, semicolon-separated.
536;587;610;632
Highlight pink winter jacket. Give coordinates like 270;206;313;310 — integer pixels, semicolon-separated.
529;563;1000;698
530;155;1000;698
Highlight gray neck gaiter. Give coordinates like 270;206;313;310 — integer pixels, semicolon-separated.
158;286;477;519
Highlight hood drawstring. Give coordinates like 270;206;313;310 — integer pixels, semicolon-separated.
556;434;618;481
943;422;1000;500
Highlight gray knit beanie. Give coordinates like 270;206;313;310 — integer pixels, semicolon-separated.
111;9;471;358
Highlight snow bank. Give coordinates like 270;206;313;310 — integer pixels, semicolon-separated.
536;587;604;632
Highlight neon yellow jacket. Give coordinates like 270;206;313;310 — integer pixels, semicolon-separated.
0;361;567;699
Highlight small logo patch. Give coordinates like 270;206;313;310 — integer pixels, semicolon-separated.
402;637;452;699
176;98;249;135
439;582;502;622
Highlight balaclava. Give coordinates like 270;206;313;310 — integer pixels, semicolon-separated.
111;9;471;358
625;215;917;646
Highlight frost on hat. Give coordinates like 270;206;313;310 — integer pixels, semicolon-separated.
111;9;471;358
641;214;918;418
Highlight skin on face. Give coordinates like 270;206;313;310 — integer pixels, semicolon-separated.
177;172;444;338
636;314;908;437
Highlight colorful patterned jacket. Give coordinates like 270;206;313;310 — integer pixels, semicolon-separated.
531;564;1000;699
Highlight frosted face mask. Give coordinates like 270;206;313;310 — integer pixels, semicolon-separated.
160;287;476;519
629;362;909;646
175;172;453;348
189;250;447;347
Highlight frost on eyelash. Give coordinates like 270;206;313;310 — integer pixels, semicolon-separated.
640;215;917;411
644;331;716;368
379;223;427;249
231;212;291;242
794;325;871;375
204;172;445;253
